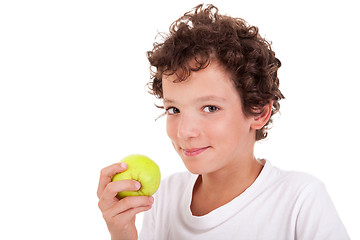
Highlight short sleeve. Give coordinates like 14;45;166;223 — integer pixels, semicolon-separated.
295;181;349;240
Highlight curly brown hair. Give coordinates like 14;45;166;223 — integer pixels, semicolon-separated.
147;4;285;141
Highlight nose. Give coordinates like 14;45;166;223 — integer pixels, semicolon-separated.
177;113;200;140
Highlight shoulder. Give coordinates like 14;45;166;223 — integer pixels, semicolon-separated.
281;170;323;187
263;162;336;214
265;162;350;239
267;161;324;188
264;161;327;198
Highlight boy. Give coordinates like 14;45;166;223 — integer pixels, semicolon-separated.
97;4;349;239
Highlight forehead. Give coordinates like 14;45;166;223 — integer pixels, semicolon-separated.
162;61;240;103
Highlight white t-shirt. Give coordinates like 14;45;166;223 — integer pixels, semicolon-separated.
140;160;349;240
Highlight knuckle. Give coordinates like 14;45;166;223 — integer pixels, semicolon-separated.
102;209;111;221
120;196;132;206
97;199;103;210
97;187;103;199
98;197;108;212
106;182;117;193
100;167;107;177
124;209;135;219
99;164;117;178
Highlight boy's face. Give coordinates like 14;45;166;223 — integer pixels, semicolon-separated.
162;61;257;175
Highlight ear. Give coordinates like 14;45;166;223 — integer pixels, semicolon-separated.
250;100;273;130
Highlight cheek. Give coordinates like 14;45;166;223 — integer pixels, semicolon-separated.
166;118;177;140
213;115;250;143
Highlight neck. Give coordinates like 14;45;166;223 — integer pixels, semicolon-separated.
203;156;263;195
191;156;264;216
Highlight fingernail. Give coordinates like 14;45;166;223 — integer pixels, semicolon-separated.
120;162;127;168
149;196;154;203
134;181;141;190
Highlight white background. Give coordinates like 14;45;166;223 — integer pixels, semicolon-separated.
0;0;358;239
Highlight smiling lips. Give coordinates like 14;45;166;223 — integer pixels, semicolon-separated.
182;146;210;157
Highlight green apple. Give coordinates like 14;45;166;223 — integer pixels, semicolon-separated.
112;154;161;199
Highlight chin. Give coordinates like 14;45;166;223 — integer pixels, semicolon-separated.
184;165;204;175
180;157;209;175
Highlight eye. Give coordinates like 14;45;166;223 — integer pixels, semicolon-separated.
166;107;180;115
203;105;219;113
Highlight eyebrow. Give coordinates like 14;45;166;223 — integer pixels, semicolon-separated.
163;95;227;104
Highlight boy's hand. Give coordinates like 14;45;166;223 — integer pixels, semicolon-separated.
97;163;154;240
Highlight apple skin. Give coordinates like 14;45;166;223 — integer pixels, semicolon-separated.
111;154;161;199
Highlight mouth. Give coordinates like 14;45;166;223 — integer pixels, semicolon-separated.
182;146;210;157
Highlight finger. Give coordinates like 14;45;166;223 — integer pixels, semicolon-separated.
98;180;142;211
97;162;127;198
116;205;153;223
102;196;154;220
115;196;154;214
104;205;153;232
